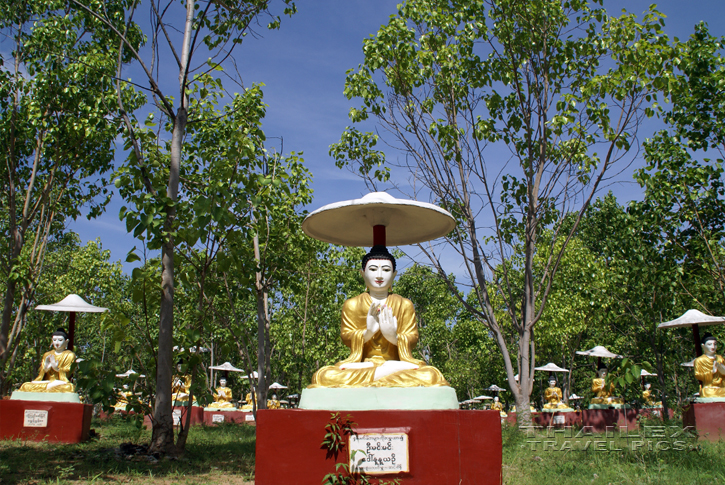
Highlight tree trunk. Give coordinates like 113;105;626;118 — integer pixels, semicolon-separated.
254;232;268;412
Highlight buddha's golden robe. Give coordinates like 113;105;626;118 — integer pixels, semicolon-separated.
19;350;76;393
694;354;725;398
211;386;236;408
308;293;448;388
114;391;132;410
642;389;662;406
543;387;571;409
241;392;256;410
172;374;196;403
591;378;624;404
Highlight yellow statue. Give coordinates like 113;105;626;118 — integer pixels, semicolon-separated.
308;247;448;388
642;383;662;407
19;329;76;393
240;391;256;410
694;333;725;399
543;376;573;410
210;378;236;409
490;396;507;417
172;365;196;404
267;393;281;409
590;366;624;405
113;385;132;410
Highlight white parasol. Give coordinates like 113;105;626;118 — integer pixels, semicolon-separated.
534;363;570;373
640;369;657;377
575;346;623;359
658;309;725;357
116;369;145;378
34;294;108;351
485;384;507;392
302;192;455;247
472;395;493;400
568;393;583;400
209;362;245;372
268;382;288;390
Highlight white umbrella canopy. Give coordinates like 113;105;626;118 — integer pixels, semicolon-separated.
534;363;570;373
486;384;506;392
287;393;300;399
268;382;288;390
657;309;725;329
209;362;245;372
568;393;583;400
302;192;455;247
241;371;259;380
116;369;145;378
35;294;108;313
640;369;657;377
473;395;493;400
575;346;623;359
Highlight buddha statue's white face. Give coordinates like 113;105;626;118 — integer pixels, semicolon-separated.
219;378;227;387
702;338;717;357
549;378;556;387
494;396;499;402
644;383;651;390
361;258;396;293
52;334;68;351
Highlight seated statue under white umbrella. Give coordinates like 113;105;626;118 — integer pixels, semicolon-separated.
694;333;725;400
18;328;76;393
309;246;448;388
542;375;573;411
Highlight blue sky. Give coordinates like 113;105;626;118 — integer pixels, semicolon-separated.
68;0;725;274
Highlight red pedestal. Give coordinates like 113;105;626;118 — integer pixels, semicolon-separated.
202;410;253;425
142;406;204;429
683;402;725;442
0;400;92;443
255;409;502;485
581;409;639;432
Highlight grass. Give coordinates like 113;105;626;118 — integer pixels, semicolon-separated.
2;416;725;484
0;417;256;484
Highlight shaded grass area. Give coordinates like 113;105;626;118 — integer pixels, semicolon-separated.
502;418;725;485
0;417;256;484
3;416;725;484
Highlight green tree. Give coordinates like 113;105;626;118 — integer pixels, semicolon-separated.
75;0;296;453
330;0;676;425
0;0;140;393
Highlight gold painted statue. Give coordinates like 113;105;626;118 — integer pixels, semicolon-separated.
210;378;236;409
694;333;725;399
490;396;507;417
113;385;132;410
543;376;573;410
642;383;662;407
172;365;196;404
19;329;76;393
590;366;624;405
308;247;448;388
241;392;256;410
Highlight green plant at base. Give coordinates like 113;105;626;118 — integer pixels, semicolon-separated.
321;413;400;485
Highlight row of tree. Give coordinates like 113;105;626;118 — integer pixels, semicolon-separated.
1;0;724;455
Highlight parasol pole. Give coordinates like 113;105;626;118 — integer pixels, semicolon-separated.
692;324;702;356
373;225;386;246
68;311;77;351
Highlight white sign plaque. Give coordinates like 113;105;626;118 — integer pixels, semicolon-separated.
245;414;255;421
349;432;409;475
553;415;566;425
24;410;49;428
172;410;182;426
212;414;225;423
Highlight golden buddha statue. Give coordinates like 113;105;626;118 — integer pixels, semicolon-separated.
308;247;448;388
490;396;507;417
590;366;624;405
113;384;132;410
642;383;662;407
543;376;573;410
210;378;236;409
18;329;76;393
694;333;725;399
267;393;281;409
172;365;196;404
240;391;256;410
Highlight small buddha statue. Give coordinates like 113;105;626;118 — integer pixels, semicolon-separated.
267;393;281;410
642;382;662;407
694;333;725;399
18;328;76;393
590;365;624;405
209;378;236;409
113;384;132;410
308;246;449;388
172;364;195;404
240;391;257;410
543;376;573;411
490;396;507;417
